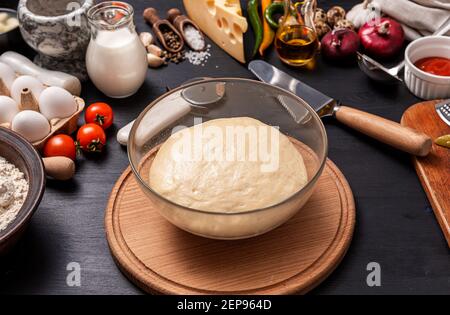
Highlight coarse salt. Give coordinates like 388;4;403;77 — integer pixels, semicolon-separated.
184;25;205;51
185;44;211;66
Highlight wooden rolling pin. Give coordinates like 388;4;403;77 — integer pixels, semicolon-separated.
42;156;75;181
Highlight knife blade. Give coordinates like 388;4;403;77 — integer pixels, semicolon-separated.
248;60;432;157
248;60;337;116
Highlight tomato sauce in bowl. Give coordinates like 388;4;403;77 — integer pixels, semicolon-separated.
414;57;450;77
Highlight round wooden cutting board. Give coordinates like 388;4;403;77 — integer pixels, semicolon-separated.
105;158;355;295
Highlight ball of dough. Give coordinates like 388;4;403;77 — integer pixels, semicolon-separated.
149;117;308;212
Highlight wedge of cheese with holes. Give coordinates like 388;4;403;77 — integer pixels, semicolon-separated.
183;0;248;63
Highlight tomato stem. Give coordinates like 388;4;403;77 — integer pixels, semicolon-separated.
95;114;105;126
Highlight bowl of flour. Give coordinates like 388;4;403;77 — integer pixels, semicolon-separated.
0;127;45;254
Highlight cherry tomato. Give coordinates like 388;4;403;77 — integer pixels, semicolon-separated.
85;102;114;129
76;124;106;153
43;134;77;161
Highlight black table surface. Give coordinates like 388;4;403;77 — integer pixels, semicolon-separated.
1;0;449;295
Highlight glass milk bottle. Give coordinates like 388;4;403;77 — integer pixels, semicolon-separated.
86;1;147;98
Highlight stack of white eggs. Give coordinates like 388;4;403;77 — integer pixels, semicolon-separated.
0;62;78;143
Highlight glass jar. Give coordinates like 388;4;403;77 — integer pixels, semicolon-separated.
274;0;319;67
86;1;147;98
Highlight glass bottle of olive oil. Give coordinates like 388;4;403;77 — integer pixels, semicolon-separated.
275;0;319;67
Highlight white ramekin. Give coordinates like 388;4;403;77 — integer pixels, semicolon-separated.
404;36;450;100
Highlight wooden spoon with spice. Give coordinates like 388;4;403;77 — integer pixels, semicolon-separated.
167;8;206;51
143;7;184;53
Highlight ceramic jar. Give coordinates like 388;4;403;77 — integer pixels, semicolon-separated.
17;0;94;80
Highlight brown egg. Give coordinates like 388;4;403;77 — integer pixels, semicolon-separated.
334;19;355;31
326;6;346;27
315;20;331;39
314;8;327;23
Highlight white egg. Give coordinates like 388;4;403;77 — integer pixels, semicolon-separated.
0;61;16;90
10;75;45;105
12;110;50;142
38;86;77;120
0;95;19;124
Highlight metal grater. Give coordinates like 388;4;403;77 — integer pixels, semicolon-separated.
435;100;450;126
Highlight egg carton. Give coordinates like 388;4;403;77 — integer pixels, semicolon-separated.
0;75;85;151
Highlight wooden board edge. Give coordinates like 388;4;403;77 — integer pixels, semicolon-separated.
400;101;450;248
411;158;450;248
104;159;355;295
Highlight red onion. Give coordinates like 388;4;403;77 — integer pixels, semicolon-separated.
321;29;360;61
359;17;405;59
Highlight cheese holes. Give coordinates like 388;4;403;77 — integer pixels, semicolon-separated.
232;23;242;43
229;32;237;45
221;17;230;33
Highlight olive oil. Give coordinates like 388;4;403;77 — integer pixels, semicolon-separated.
275;25;319;66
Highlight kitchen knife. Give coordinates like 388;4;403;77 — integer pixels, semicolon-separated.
248;60;432;157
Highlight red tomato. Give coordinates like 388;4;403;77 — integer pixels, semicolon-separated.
85;102;114;129
43;134;77;161
76;124;106;153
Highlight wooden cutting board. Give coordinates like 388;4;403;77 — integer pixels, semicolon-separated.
104;151;355;295
401;100;450;247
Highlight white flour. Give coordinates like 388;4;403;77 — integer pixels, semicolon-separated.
0;156;28;232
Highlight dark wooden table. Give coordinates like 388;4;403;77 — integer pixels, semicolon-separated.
1;0;449;295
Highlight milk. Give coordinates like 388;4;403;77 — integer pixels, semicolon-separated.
86;28;147;98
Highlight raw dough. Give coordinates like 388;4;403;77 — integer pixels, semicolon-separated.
149;117;308;212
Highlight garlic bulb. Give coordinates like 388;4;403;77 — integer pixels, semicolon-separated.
347;1;380;29
39;86;77;120
0;61;16;91
0;95;18;124
139;32;154;47
11;110;50;142
10;75;45;105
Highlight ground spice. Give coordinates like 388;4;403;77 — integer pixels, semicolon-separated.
0;156;28;231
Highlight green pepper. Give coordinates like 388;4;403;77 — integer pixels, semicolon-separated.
264;1;284;29
248;0;263;57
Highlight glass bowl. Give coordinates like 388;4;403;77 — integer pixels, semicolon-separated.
128;78;328;240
